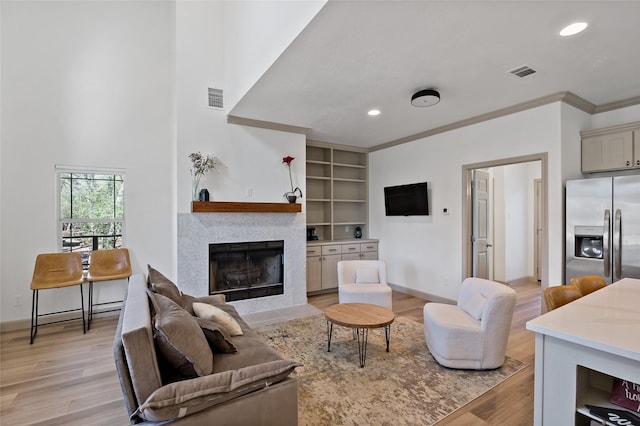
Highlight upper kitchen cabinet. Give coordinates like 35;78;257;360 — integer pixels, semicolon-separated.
306;142;368;241
581;121;640;173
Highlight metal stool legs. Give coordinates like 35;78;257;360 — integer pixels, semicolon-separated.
30;285;86;344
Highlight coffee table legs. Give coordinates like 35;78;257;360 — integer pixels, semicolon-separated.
326;321;392;368
327;321;334;352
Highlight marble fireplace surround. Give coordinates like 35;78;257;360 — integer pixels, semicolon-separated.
177;211;307;316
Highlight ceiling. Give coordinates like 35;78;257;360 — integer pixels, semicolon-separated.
229;1;640;150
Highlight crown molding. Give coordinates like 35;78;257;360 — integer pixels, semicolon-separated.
227;115;311;135
371;92;582;152
593;96;640;114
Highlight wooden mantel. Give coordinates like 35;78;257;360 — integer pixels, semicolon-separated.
192;201;302;213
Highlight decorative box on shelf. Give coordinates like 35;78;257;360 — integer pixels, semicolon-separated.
191;201;302;213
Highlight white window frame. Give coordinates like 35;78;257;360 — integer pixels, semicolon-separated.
56;165;126;256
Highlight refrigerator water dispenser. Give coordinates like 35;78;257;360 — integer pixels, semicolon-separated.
574;226;604;259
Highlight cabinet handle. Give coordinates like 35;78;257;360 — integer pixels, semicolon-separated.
626;160;631;166
348;248;356;251
328;249;337;252
636;160;640;166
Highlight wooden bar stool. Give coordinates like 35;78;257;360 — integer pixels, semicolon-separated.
87;248;132;330
30;252;85;344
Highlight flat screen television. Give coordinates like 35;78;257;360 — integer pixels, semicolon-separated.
384;182;429;216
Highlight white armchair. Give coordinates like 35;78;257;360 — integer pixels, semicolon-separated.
337;260;392;310
423;277;516;370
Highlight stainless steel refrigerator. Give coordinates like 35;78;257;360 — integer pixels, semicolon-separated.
566;175;640;284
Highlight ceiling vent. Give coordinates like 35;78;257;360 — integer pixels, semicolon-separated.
208;88;224;109
507;64;538;78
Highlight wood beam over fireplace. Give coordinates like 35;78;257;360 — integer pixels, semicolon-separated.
192;201;302;213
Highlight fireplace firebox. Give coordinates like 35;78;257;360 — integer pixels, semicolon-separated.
209;240;284;301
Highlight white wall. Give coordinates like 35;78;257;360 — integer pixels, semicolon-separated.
1;1;175;322
223;0;326;110
0;0;321;324
369;103;564;301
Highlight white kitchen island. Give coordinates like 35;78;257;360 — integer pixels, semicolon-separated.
526;278;640;425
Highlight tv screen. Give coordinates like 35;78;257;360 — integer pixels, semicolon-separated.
384;182;429;216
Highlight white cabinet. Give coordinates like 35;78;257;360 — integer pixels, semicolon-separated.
581;121;640;173
306;142;368;241
306;240;378;294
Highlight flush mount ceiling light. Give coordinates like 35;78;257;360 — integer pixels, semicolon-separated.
368;109;381;116
411;89;440;107
560;22;588;36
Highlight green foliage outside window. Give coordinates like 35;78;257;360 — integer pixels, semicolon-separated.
59;172;125;256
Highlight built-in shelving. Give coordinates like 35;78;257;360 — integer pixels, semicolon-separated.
306;142;368;241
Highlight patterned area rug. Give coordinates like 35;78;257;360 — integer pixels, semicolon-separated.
255;314;527;426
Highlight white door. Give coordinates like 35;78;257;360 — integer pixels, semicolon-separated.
472;170;492;279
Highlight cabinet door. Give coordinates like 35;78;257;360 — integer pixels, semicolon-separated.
360;251;378;260
634;130;640;168
341;253;360;261
582;131;633;172
306;256;322;292
321;254;341;290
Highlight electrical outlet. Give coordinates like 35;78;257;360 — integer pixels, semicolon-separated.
14;295;22;306
345;226;350;233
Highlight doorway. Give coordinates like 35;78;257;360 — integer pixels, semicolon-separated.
462;153;548;286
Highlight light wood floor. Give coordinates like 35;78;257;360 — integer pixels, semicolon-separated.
0;281;540;425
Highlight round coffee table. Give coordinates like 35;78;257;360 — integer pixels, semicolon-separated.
324;303;395;368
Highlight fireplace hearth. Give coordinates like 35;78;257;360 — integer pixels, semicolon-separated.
209;240;284;301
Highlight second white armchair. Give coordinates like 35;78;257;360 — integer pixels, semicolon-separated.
337;260;392;310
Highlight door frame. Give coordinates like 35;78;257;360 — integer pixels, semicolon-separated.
462;153;549;285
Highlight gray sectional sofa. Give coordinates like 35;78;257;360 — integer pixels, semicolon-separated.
113;273;299;425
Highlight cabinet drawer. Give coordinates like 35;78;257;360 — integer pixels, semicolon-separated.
341;253;361;261
360;242;378;252
306;246;322;257
322;245;342;255
341;244;360;254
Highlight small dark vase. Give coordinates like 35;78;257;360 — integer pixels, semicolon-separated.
286;195;297;203
198;188;210;201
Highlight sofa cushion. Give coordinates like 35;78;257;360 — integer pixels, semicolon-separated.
135;360;300;422
148;291;213;378
196;317;237;354
193;302;243;336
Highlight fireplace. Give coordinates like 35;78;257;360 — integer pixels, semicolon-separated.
209;240;284;301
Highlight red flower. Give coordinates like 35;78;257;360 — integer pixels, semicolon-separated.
282;156;295;165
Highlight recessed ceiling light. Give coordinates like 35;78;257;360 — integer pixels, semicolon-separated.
368;109;381;116
560;22;588;36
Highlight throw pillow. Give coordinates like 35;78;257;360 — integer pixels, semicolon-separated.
196;317;237;354
148;265;183;306
147;291;213;377
192;302;243;336
135;360;301;422
462;292;487;320
356;267;380;284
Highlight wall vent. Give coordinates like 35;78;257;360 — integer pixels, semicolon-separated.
507;65;537;78
208;88;224;109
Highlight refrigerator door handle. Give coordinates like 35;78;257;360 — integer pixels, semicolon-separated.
603;210;611;278
614;209;622;281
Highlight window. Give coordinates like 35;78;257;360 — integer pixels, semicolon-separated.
57;166;125;265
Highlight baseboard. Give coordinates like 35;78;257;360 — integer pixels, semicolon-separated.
388;282;456;305
0;304;122;333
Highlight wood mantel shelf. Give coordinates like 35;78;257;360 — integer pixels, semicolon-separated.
192;201;302;213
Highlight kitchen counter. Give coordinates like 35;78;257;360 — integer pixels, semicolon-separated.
526;278;640;425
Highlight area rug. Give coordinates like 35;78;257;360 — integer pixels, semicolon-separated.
255;314;526;426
